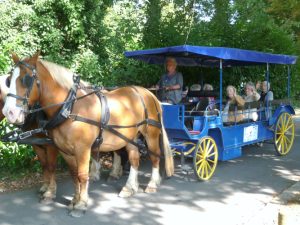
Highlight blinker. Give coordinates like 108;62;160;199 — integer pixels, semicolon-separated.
5;77;11;87
21;73;34;88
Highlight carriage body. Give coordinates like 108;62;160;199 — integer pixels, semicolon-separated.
162;102;294;161
125;45;297;180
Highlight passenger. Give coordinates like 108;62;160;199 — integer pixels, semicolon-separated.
243;82;260;121
155;57;183;104
244;82;260;102
203;83;215;110
259;81;274;119
222;85;245;123
189;84;201;102
259;81;273;102
256;81;261;93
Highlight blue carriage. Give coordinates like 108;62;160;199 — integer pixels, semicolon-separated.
125;45;297;180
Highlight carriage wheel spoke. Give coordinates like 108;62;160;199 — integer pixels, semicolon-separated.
197;161;204;175
206;144;214;156
196;158;204;166
204;162;209;178
200;162;205;178
285;135;291;146
207;158;216;164
279;116;284;128
276;134;283;145
283;136;289;154
285;123;294;132
207;152;216;158
206;161;212;172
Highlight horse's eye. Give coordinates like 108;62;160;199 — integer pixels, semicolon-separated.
5;77;11;87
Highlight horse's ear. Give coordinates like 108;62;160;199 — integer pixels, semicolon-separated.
31;51;41;63
11;52;20;64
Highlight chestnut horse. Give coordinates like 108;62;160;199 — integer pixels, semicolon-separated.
2;53;174;217
1;74;122;201
0;74;59;202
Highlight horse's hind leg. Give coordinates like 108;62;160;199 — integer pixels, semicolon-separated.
144;130;161;193
89;151;101;181
108;151;123;181
119;142;140;198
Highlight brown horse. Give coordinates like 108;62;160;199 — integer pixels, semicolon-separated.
2;53;174;217
1;73;122;201
0;74;59;202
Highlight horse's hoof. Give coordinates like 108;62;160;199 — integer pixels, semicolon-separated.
89;174;100;182
107;175;119;183
69;208;86;218
118;186;135;198
145;186;158;193
68;202;75;210
40;197;54;204
39;184;48;194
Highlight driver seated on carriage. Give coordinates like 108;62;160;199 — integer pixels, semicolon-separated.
155;57;183;104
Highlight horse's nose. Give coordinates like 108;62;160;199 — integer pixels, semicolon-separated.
2;107;18;123
7;109;15;118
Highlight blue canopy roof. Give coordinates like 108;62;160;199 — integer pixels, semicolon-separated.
124;45;297;67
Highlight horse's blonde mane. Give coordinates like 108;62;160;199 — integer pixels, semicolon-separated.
39;60;75;89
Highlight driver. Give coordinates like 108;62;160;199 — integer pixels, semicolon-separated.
155;57;183;104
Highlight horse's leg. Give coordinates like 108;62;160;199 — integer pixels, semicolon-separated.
40;145;59;203
144;130;161;193
60;153;80;211
118;142;140;198
32;145;50;194
108;151;123;181
69;149;91;217
89;151;101;181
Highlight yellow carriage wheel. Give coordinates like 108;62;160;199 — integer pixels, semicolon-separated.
274;112;295;156
193;136;218;181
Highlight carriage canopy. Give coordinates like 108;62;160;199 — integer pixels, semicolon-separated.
124;45;297;67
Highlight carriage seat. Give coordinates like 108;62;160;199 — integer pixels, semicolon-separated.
187;90;219;98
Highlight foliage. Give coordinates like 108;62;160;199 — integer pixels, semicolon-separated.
0;120;40;174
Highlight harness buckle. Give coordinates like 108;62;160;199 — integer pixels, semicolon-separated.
62;108;70;118
19;131;33;140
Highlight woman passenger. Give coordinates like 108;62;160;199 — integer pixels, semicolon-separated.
243;82;260;121
222;85;245;123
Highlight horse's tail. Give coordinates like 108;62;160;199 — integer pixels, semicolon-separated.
142;87;174;177
161;120;174;177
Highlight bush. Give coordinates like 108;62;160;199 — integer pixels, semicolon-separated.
0;120;39;174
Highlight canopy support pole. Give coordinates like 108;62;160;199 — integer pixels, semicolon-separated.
219;60;223;113
266;63;270;83
287;65;291;98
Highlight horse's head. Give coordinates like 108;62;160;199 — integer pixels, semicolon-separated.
2;52;40;125
0;74;10;120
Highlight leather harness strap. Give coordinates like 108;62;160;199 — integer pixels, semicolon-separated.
69;87;162;157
